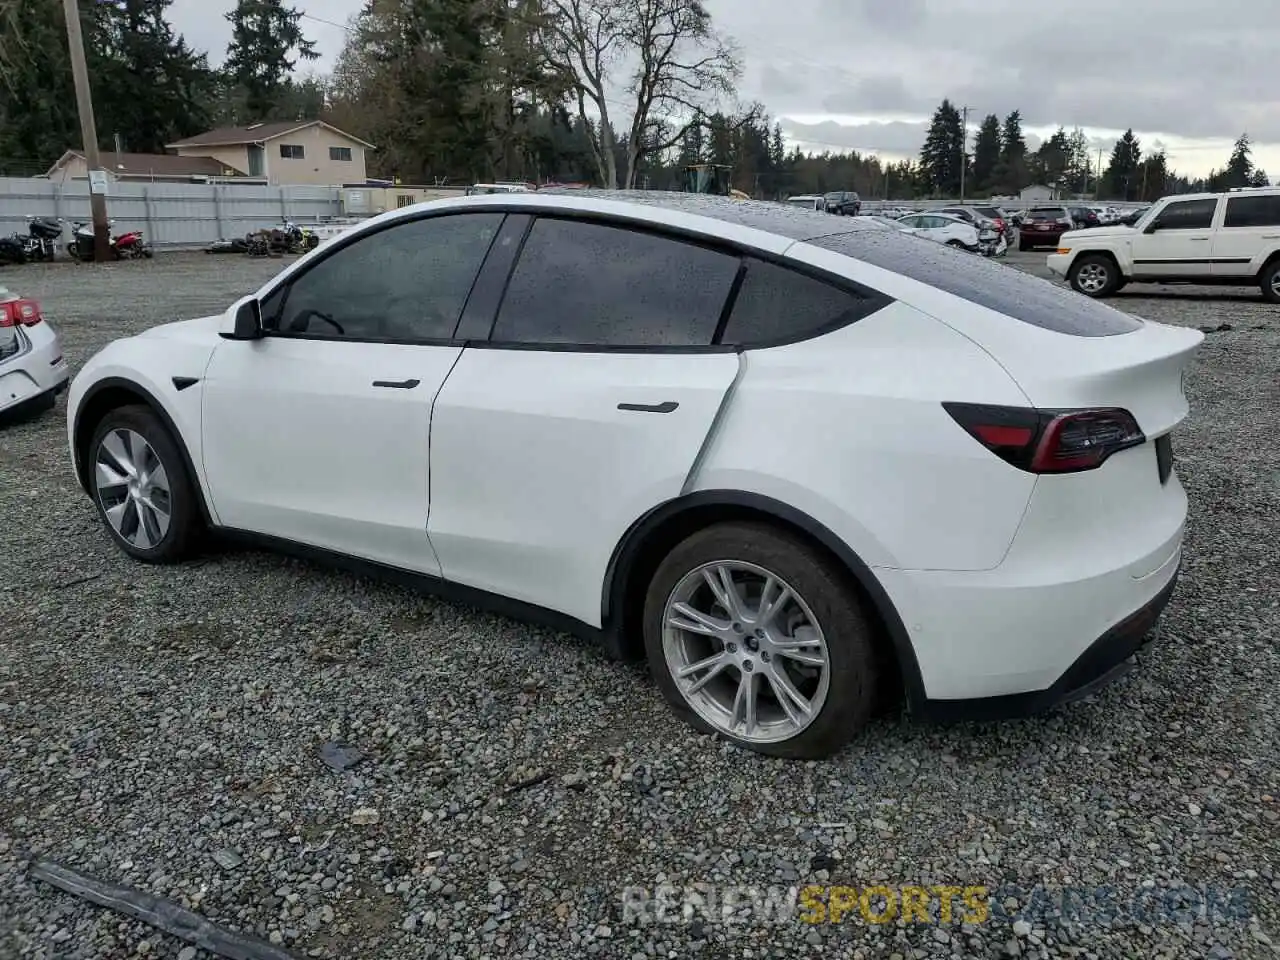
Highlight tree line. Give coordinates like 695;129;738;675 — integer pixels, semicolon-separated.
0;0;1269;201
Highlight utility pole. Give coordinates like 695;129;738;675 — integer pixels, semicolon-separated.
959;105;970;202
61;0;111;262
1095;147;1103;201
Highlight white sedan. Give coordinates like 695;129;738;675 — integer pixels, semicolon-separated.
66;191;1201;758
894;212;982;250
0;287;69;421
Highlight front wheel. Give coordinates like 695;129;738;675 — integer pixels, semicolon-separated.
643;522;879;759
89;405;201;563
1069;254;1120;297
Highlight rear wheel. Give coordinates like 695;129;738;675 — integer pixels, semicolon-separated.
1261;260;1280;304
643;522;879;759
1069;254;1120;297
89;405;200;563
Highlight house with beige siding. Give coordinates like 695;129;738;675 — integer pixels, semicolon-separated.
166;121;375;186
45;150;254;183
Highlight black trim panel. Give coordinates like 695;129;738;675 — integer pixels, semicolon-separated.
617;401;678;413
214;528;605;648
171;376;200;391
919;564;1180;723
372;378;420;389
600;489;928;707
1132;257;1250;265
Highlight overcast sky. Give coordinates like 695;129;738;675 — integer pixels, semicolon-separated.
169;0;1279;179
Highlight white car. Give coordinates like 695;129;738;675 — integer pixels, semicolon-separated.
894;212;981;251
0;287;69;420
784;195;828;212
67;192;1202;758
1048;188;1280;302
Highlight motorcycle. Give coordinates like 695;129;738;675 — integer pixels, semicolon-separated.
20;216;63;261
0;235;25;265
114;228;153;259
67;221;118;261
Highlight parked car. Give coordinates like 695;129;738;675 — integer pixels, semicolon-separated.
1068;206;1103;230
823;191;862;216
66;190;1201;759
784;195;828;212
852;215;906;230
1048;187;1280;302
932;206;1005;242
896;212;982;250
1019;206;1076;250
968;205;1013;242
0;286;70;421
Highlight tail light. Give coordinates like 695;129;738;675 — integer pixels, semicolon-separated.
1058;218;1073;227
943;403;1145;474
0;298;42;327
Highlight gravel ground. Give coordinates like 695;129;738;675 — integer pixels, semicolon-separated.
0;251;1277;960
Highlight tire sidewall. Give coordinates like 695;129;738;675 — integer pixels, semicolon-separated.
1070;255;1116;297
641;522;876;759
1261;262;1280;304
88;406;197;562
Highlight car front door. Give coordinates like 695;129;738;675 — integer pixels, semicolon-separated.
200;211;506;574
1129;197;1219;279
1212;193;1280;278
425;215;746;626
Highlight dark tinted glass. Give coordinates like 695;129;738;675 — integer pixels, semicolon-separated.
1223;194;1280;228
807;231;1143;337
272;214;502;340
719;259;880;345
1156;198;1217;230
490;217;739;346
974;207;1003;218
1026;208;1067;220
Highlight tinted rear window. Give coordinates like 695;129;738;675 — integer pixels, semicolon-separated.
1026;208;1067;219
806;231;1144;337
974;207;1003;217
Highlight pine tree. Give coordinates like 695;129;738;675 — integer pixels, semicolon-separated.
1251;168;1271;187
1224;133;1253;188
999;111;1026;163
224;0;319;121
972;114;1001;193
1103;129;1141;200
918;99;964;196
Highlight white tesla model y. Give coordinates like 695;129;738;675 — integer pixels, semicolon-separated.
66;192;1202;758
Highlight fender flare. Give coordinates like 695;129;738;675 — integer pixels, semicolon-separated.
601;489;928;710
72;376;214;526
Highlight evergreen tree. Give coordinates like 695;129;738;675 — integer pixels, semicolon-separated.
999;110;1027;163
1103;129;1141;200
224;0;319;121
1251;168;1271;187
1030;127;1071;189
1224;133;1253;188
918;99;964;196
972;114;1001;193
1065;127;1091;195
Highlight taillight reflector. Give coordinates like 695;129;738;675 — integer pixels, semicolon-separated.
0;298;42;327
943;402;1146;474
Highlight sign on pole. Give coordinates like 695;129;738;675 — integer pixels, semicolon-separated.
88;169;109;196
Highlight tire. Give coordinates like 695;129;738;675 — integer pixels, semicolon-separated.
88;404;201;563
1069;254;1120;298
642;521;879;759
945;239;965;248
1261;259;1280;304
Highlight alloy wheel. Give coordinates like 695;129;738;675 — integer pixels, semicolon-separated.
1076;262;1111;294
94;428;172;549
662;560;830;744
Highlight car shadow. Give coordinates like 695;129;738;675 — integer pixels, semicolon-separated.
1113;290;1266;303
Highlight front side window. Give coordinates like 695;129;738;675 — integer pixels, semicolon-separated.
489;217;740;347
1223;194;1280;228
1155;198;1217;230
267;213;503;342
279;144;305;160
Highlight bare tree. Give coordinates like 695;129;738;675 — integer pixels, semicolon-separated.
533;0;738;189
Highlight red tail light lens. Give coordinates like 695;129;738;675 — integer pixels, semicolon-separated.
0;298;42;327
943;403;1146;474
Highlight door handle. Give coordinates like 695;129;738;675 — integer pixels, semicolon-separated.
372;378;420;389
618;401;679;414
1187;237;1209;241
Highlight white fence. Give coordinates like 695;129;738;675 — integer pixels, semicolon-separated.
0;177;345;250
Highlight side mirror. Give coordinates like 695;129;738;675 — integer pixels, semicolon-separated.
219;296;263;340
1143;218;1161;234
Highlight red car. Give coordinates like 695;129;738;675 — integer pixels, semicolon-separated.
1018;206;1074;251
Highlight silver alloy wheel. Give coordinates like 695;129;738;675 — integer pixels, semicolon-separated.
94;428;172;549
1271;271;1280;297
1076;262;1111;294
662;560;830;744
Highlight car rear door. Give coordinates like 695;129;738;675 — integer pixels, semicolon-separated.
1129;197;1219;279
426;214;750;626
1212;192;1280;278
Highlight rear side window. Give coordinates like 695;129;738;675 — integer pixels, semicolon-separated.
719;259;882;346
1155;198;1217;230
807;231;1144;337
490;217;739;347
1223;194;1280;228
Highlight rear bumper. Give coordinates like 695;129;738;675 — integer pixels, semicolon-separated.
0;324;69;415
1021;229;1066;246
917;562;1180;722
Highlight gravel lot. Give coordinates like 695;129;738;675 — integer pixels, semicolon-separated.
1;251;1277;960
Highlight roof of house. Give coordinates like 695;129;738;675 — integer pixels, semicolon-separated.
48;150;246;178
166;120;375;150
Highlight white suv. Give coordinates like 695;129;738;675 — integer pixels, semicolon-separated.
1047;187;1280;302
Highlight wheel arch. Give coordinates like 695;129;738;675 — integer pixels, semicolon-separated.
601;490;926;710
1256;249;1280;278
73;377;213;526
1071;249;1123;273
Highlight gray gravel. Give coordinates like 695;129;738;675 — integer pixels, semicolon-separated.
1;251;1277;959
